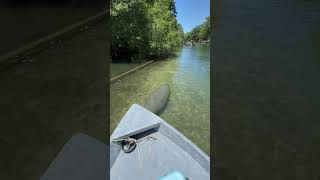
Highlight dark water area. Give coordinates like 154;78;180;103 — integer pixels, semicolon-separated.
0;0;105;6
0;21;108;180
213;0;320;179
0;4;106;55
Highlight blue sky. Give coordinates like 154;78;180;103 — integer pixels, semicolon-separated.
175;0;210;33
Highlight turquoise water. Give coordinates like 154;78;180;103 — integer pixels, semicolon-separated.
110;44;210;154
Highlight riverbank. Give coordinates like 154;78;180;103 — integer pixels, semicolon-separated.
110;61;153;83
185;40;210;46
110;59;154;78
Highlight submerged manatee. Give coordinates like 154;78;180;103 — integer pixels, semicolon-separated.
144;84;170;114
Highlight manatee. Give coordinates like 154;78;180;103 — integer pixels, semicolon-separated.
144;84;170;114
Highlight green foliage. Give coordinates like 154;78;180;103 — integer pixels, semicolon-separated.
111;0;184;61
148;0;184;57
184;16;210;43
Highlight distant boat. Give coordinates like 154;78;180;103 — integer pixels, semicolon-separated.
110;104;210;179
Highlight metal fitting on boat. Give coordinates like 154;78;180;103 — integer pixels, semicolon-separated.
121;138;137;153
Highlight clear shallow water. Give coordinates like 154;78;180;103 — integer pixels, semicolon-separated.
110;44;210;154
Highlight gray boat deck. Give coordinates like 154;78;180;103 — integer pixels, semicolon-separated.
111;131;209;179
110;104;210;180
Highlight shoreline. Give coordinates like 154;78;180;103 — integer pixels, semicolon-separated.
110;60;154;83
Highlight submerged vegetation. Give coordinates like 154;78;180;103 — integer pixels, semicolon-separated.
184;16;210;43
111;0;184;61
